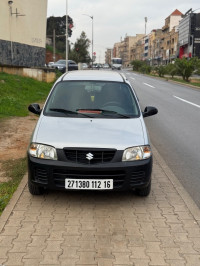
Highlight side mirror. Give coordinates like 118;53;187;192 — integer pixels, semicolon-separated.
28;103;42;115
143;106;158;118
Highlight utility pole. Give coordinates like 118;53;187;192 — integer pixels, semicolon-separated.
53;29;56;62
66;0;68;72
145;17;147;35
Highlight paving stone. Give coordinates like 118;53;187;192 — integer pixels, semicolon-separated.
23;258;42;265
77;251;97;264
148;252;167;265
129;246;148;259
112;252;132;264
23;247;43;259
0;235;15;247
162;247;182;260
182;254;200;265
28;235;48;247
6;252;26;265
0;247;9;259
97;258;114;266
59;246;79;259
9;241;30;253
43;240;63;252
40;251;62;265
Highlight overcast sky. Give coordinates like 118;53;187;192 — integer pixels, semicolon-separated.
47;0;200;63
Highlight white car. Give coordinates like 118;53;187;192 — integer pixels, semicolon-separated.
28;71;158;196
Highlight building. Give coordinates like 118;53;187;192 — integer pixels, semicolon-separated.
0;0;47;67
105;48;112;65
131;37;145;61
113;34;144;67
161;9;183;64
179;11;200;59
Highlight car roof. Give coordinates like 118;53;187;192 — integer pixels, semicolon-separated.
61;70;125;82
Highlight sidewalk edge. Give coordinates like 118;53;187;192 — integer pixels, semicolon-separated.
0;174;27;233
153;145;200;223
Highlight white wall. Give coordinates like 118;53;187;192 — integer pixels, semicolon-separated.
0;0;47;48
170;16;182;31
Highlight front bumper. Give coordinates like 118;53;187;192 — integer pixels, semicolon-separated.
28;152;152;191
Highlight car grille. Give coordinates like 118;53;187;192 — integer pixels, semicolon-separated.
64;149;116;164
34;168;48;184
53;169;125;188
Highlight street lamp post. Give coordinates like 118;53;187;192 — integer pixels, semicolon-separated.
83;14;93;68
66;0;68;72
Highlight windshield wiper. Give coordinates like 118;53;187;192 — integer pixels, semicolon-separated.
50;108;92;117
77;109;130;118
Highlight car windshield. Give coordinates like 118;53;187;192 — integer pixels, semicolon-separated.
112;59;122;64
57;60;66;64
44;81;140;118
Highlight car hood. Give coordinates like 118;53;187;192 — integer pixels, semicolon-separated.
32;116;148;150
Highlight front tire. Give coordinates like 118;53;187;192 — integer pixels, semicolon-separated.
28;179;44;195
135;180;151;197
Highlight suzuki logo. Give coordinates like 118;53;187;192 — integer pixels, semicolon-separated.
86;153;94;161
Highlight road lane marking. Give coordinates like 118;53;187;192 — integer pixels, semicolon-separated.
133;73;138;76
126;73;131;75
173;95;200;109
130;77;135;80
143;83;155;88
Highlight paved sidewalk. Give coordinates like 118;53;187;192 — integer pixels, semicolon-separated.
0;147;200;266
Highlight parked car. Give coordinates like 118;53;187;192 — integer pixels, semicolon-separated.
103;63;110;69
28;70;158;196
82;63;88;69
52;59;78;73
47;61;54;67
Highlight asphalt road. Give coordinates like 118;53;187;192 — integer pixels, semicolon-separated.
122;69;200;208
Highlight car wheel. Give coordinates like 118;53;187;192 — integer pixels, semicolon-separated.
28;179;44;195
135;180;151;197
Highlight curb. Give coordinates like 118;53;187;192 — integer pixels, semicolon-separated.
0;148;200;233
0;174;28;233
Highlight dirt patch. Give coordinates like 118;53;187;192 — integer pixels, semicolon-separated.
0;115;38;182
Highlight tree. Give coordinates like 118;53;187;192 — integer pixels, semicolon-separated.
131;60;144;71
47;15;73;53
166;63;177;78
154;65;166;77
69;32;91;63
175;58;198;81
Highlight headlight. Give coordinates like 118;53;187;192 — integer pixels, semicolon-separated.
29;143;57;160
122;146;151;161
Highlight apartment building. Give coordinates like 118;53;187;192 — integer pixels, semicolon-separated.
179;11;200;59
160;9;183;63
105;48;112;65
113;34;144;66
0;0;47;67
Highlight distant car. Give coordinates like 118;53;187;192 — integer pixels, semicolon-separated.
82;63;88;69
28;70;158;196
103;63;109;69
48;62;54;67
52;60;78;73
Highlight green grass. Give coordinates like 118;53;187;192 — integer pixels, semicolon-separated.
0;72;53;118
170;77;200;88
147;73;200;88
0;158;27;216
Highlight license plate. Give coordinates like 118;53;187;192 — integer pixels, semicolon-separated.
65;178;113;190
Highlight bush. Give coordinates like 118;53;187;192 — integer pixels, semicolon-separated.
166;63;177;78
140;65;152;74
175;58;198;81
155;66;166;77
131;60;144;71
